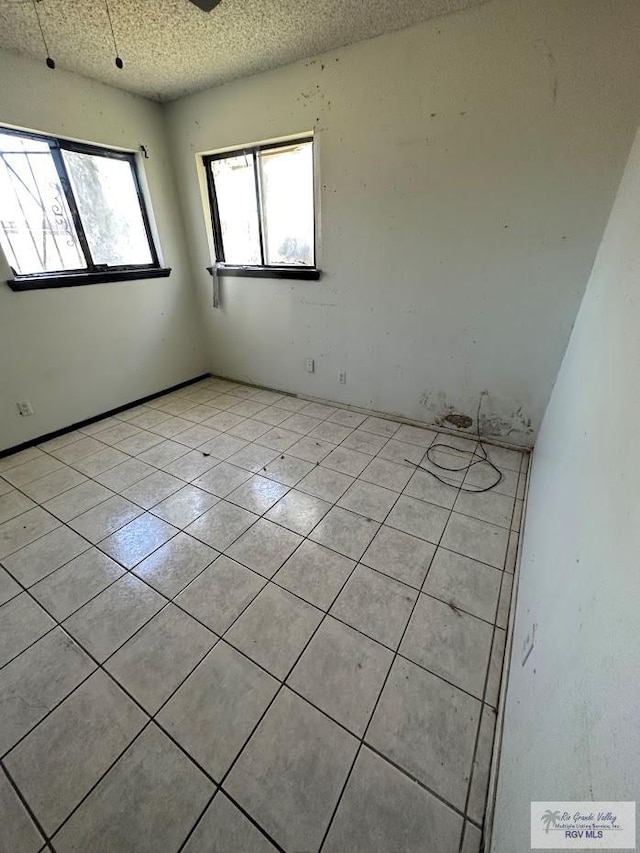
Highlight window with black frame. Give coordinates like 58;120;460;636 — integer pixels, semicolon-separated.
204;137;319;280
0;127;168;290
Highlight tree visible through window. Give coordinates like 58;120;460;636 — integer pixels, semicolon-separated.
0;128;158;279
204;138;316;271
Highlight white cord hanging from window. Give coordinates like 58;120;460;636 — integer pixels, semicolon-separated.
207;263;221;308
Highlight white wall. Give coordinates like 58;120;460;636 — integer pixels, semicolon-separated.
165;0;640;447
491;127;640;851
0;51;206;452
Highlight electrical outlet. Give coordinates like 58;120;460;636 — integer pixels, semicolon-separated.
306;358;315;373
339;371;347;384
17;400;34;417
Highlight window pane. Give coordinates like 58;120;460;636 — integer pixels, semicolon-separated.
210;154;261;265
259;142;314;266
0;132;84;275
62;150;153;266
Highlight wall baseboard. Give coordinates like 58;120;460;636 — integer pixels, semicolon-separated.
482;453;531;853
0;374;211;459
209;372;533;455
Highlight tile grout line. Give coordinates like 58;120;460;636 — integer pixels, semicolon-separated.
0;401;314;643
0;391;338;559
11;502;496;844
1;761;52;852
2;394;512;714
1;395;516;576
0;393;385;621
4;540;298;852
174;426;420;849
2;406;507;728
456;466;523;851
2;466;329;756
39;479;356;850
2;411;378;851
478;452;529;853
0;379;522;851
4;498;500;786
2;437;515;589
316;426;471;851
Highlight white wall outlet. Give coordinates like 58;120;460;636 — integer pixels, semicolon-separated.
306;358;315;373
339;371;347;384
17;400;34;417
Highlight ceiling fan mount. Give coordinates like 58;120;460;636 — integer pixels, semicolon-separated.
189;0;223;11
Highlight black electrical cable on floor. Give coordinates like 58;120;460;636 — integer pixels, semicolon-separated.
405;439;502;493
404;397;504;493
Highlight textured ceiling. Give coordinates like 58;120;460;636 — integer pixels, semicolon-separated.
0;0;488;101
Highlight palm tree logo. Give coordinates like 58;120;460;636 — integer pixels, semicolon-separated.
541;810;561;833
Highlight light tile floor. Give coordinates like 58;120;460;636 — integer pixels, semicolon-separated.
0;377;526;853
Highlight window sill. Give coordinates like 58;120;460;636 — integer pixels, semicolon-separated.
7;267;172;291
210;264;321;281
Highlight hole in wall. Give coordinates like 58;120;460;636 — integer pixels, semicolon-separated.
444;413;473;429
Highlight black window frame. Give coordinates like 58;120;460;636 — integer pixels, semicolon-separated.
0;126;170;291
203;136;320;281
